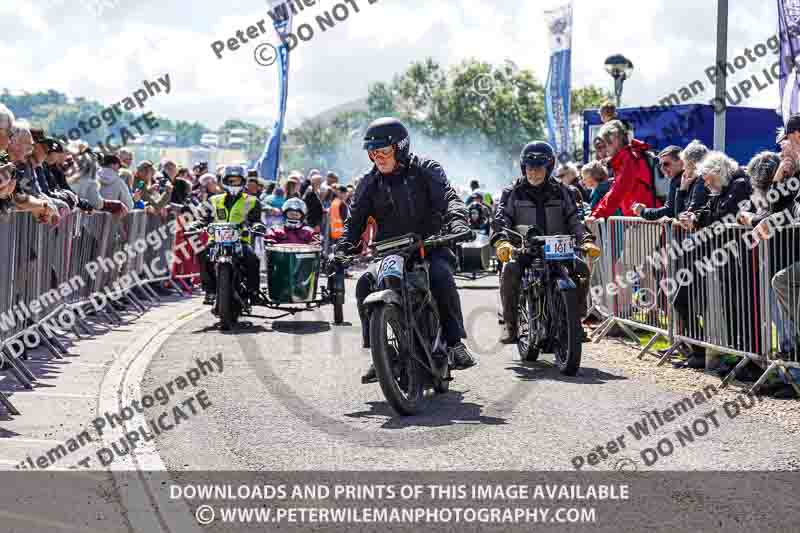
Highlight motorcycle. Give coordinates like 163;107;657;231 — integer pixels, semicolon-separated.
349;229;473;416
190;222;346;330
505;226;583;376
197;222;259;330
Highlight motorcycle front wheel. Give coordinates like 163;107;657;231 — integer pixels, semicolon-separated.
370;303;427;416
550;287;582;375
217;262;239;331
517;290;539;362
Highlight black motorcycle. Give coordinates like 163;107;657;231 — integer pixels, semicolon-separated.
354;229;473;415
505;226;582;375
189;222;263;330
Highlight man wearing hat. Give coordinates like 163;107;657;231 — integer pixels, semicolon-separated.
285;171;301;199
30;128;73;209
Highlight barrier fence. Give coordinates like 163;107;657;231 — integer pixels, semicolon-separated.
590;216;800;396
0;208;199;415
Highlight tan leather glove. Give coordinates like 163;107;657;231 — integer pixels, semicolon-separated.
495;240;514;263
581;242;602;258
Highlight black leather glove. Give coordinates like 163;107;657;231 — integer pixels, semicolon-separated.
251;223;267;234
334;240;357;257
76;198;94;212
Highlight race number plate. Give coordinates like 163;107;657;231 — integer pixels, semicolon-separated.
376;255;404;286
544;236;575;261
214;227;240;244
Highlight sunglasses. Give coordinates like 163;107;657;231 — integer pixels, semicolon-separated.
368;146;394;157
660;161;673;168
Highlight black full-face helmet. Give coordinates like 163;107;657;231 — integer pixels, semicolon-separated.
363;117;411;163
520;141;556;178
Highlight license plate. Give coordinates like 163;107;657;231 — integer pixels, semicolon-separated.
376;255;404;286
214;227;240;244
544;236;574;261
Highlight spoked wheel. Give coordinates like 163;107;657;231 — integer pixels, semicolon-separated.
550;287;582;375
517;290;539;362
329;272;345;325
370;304;427;415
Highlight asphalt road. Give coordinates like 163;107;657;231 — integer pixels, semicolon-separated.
143;277;799;472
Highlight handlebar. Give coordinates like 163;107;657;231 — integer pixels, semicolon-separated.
423;229;474;249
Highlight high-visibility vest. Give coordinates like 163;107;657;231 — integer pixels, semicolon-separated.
329;198;345;239
210;193;257;243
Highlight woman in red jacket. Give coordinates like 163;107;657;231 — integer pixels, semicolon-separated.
587;120;657;221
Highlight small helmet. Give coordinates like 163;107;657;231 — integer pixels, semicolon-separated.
222;165;246;195
363;117;411;163
520;141;556;178
282;197;307;229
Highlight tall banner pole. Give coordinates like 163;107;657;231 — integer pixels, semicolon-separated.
257;1;293;180
544;2;573;164
778;0;800;125
713;0;728;152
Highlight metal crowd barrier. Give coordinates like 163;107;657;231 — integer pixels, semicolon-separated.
590;215;799;396
590;217;674;352
0;208;188;415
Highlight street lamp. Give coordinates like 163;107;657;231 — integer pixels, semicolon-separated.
604;54;634;108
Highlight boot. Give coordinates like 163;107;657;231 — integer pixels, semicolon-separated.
361;363;377;384
499;323;517;344
686;353;706;369
450;342;478;370
358;308;371;349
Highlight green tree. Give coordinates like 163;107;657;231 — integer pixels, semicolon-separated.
569;85;613;161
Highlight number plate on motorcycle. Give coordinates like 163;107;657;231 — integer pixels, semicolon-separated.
376;255;404;286
214;227;240;244
544;236;575;261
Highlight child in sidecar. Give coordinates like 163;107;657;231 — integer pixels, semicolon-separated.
263;198;319;246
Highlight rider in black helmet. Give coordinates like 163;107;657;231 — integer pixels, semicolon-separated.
491;141;598;344
335;117;478;383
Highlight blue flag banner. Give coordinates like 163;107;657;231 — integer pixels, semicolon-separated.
544;2;573;163
778;0;800;124
258;0;293;180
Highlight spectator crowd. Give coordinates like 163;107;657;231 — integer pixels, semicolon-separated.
536;101;800;399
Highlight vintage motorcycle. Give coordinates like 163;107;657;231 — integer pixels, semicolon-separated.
347;229;473;415
505;226;583;376
190;222;345;330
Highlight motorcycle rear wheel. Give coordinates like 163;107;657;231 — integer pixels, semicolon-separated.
370;304;427;416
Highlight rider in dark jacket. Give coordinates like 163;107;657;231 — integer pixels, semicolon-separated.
466;191;492;232
492;141;596;343
336;118;476;383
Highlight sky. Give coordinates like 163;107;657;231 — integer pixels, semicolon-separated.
0;0;786;129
